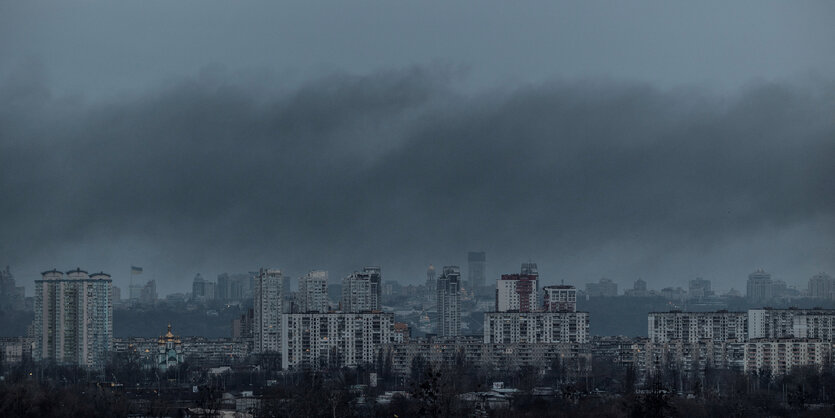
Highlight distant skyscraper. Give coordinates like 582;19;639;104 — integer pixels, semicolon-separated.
625;278;648;297
0;265;25;310
437;266;461;337
746;269;773;304
192;273;207;301
216;273;230;301
586;278;618;297
298;270;329;313
341;268;381;312
253;268;285;353
688;277;713;300
808;273;833;300
140;280;157;305
426;265;436;295
467;252;486;289
34;268;113;369
129;283;143;303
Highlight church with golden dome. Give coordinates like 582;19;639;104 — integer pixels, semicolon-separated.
157;324;184;370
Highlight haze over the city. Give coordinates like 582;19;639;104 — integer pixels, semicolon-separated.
1;1;834;295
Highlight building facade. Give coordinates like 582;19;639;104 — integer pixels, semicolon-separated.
744;339;832;375
298;270;329;313
496;274;538;313
386;336;591;378
341;267;381;313
437;266;461;337
33;268;113;369
748;308;835;340
648;311;748;343
253;268;285;353
281;312;395;370
543;285;577;312
483;312;590;344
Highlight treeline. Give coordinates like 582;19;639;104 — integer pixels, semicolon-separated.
4;354;835;417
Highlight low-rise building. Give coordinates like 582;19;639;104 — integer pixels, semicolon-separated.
743;339;832;376
483;311;589;344
648;310;747;343
281;312;396;370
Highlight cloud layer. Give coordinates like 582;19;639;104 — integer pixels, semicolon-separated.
1;64;834;293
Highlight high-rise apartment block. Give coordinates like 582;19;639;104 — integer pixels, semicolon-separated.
281;312;395;370
342;267;382;313
437;266;461;337
34;268;113;369
543;285;577;312
648;311;748;343
467;252;486;289
253;268;285;353
364;266;382;311
298;270;329;313
496;273;538;312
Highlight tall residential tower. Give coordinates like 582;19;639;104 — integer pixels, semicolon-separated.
34;268;113;369
437;266;461;337
253;268;285;353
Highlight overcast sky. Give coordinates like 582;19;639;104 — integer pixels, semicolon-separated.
1;1;834;295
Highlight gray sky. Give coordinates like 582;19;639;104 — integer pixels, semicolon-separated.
1;1;834;295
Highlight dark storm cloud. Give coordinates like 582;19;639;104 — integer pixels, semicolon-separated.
1;64;834;292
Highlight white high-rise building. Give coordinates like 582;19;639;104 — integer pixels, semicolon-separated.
341;268;381;313
298;270;329;313
496;274;538;313
253;268;285;353
437;266;461;337
34;268;113;369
